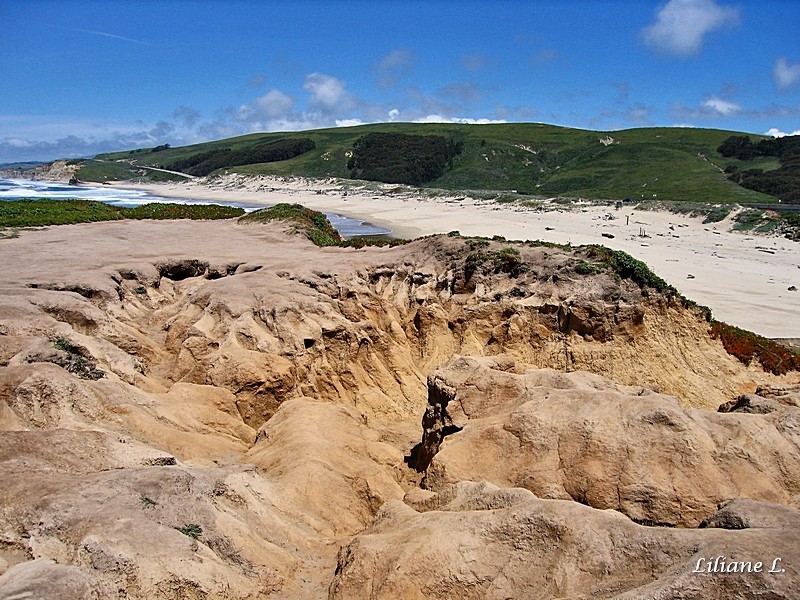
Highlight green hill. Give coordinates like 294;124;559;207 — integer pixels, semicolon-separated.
85;122;783;203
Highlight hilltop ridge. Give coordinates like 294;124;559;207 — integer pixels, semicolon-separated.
33;122;789;204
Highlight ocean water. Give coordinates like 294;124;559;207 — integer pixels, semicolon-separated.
0;178;392;238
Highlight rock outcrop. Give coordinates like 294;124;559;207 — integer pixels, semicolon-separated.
0;219;797;598
330;481;799;599
409;356;800;527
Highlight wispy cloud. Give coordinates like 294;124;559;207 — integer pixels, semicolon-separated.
172;106;201;129
774;58;800;91
461;52;488;72
671;95;741;120
530;49;559;64
0;127;179;163
438;82;482;103
373;48;416;89
73;27;150;46
701;96;742;116
641;0;739;57
31;21;151;46
670;96;800;125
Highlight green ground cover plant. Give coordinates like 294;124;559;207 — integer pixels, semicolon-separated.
0;199;244;227
176;524;203;539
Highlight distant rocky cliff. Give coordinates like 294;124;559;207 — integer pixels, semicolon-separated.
0;159;79;181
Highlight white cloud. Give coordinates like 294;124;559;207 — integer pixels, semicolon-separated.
774;58;800;91
303;73;353;111
251;89;295;118
701;96;742;115
388;108;400;121
766;127;800;138
335;118;363;127
4;138;34;148
642;0;739;56
414;115;507;125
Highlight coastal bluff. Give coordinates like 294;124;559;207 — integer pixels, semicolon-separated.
0;217;798;599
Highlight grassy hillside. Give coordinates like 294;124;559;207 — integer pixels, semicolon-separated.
90;123;781;203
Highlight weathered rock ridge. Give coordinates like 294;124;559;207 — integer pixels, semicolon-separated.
0;220;797;598
408;356;800;527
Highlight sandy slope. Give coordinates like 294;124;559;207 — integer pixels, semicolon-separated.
123;176;800;338
1;216;798;598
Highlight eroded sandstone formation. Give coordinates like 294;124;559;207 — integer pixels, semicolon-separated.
0;219;797;598
331;481;799;599
408;356;800;527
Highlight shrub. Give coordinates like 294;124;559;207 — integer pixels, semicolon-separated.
701;206;732;224
347;132;463;186
576;261;601;275
463;246;527;279
467;238;490;250
584;245;670;292
54;337;77;353
718;134;800;202
493;247;525;277
176;524;203;539
168;138;316;176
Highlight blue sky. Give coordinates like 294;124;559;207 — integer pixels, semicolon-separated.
2;0;799;163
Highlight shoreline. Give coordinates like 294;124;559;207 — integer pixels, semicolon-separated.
116;176;799;338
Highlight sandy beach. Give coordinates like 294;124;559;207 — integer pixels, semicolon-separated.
122;176;800;339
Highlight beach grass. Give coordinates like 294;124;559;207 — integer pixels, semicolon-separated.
0;199;244;227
